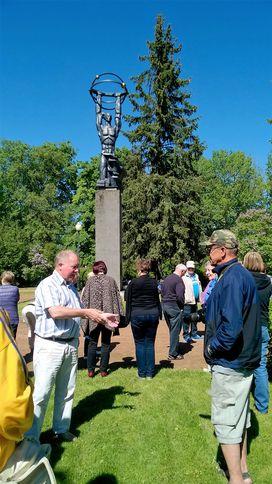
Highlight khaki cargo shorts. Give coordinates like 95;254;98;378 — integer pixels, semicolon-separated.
211;365;253;444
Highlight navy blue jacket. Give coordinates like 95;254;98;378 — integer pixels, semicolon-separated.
204;259;261;370
161;273;185;309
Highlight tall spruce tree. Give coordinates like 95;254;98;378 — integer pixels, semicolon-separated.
125;15;204;177
122;16;205;276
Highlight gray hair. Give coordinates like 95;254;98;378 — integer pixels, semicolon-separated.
55;250;78;266
175;264;187;272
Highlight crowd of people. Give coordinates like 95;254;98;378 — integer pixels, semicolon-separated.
0;229;271;484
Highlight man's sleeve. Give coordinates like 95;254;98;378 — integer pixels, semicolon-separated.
36;281;61;310
209;279;244;354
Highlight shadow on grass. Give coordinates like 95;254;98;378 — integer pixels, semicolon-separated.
247;410;259;453
40;429;66;474
109;356;137;373
70;386;139;435
86;474;118;483
41;386;139;476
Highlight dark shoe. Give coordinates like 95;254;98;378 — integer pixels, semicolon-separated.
100;371;109;377
168;354;184;360
54;431;77;442
88;370;95;378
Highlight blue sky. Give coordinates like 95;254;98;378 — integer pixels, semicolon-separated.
1;0;271;172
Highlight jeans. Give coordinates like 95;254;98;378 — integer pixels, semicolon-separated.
253;325;270;413
162;304;182;357
25;335;78;441
87;324;112;372
183;304;198;338
131;314;159;377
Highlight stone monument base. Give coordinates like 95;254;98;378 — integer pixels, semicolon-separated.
95;189;121;288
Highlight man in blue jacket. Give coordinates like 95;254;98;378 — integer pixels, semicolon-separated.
202;230;261;484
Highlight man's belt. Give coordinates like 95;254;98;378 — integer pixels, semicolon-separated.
36;335;76;342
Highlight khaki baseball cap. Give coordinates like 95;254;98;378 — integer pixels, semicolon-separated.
201;229;238;249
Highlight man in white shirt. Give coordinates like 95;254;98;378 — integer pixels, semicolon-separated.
25;250;118;443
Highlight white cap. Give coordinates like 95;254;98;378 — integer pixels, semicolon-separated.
186;260;195;269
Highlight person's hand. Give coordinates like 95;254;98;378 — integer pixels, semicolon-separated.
101;313;119;331
84;308;103;323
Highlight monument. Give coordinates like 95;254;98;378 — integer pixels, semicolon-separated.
89;73;128;288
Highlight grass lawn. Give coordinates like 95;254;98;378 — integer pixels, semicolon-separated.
18;287;36;314
41;368;272;484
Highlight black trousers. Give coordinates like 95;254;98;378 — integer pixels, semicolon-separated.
87;325;112;372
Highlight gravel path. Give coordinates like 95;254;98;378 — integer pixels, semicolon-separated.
17;319;207;372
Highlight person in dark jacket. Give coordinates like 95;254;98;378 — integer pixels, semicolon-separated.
125;259;161;379
243;251;272;414
202;230;261;484
161;264;186;360
0;272;20;338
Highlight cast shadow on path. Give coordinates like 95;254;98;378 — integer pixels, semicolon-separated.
78;342;120;370
109;356;175;375
109;356;137;373
178;341;194;356
24;350;33;364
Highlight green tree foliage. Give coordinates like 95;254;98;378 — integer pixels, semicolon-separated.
122;172;204;277
122;15;204;276
125;15;204;177
0;140;77;284
232;208;272;272
197;150;265;232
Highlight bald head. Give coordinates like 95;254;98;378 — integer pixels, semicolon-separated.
55;250;79;284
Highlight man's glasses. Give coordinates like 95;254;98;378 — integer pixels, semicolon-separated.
207;245;223;255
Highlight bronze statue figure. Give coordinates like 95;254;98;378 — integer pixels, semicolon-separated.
89;73;127;188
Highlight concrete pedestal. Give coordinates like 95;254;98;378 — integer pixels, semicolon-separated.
95;189;122;288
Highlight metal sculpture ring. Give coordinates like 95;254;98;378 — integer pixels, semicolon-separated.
89;72;128;110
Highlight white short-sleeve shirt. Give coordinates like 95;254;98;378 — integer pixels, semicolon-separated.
35;270;81;339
